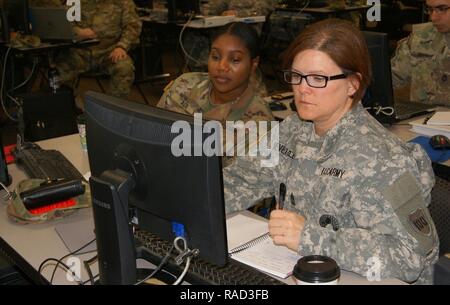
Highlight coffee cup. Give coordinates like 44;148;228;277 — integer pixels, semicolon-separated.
293;255;340;285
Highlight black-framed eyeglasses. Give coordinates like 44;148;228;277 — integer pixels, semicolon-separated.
283;70;348;88
424;5;450;15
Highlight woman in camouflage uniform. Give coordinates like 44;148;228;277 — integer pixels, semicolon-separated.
223;19;439;284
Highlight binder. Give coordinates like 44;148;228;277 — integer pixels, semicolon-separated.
226;213;300;279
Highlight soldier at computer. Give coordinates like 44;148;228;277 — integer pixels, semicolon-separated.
391;0;450;106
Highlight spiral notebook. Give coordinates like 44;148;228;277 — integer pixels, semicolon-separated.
226;213;300;279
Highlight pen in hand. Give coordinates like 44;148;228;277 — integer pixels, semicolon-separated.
278;183;286;210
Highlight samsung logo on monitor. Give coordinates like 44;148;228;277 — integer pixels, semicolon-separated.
93;198;111;210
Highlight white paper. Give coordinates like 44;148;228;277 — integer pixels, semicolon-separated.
231;238;300;279
409;118;450;138
226;213;300;279
226;214;268;251
426;112;450;126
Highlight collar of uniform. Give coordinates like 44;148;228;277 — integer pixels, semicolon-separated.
295;102;362;162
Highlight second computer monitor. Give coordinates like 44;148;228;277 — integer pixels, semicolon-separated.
362;31;395;112
4;0;30;34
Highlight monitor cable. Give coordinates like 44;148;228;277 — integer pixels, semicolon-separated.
364;105;395;116
0;181;13;201
48;237;97;284
178;12;202;70
134;244;175;285
172;236;199;285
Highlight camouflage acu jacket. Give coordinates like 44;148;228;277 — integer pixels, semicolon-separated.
223;103;439;284
157;72;273;123
74;0;142;55
391;22;450;106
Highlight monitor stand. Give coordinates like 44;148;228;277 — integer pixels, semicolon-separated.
90;169;157;285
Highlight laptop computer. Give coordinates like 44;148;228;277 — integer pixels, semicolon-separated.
28;7;79;42
362;31;436;124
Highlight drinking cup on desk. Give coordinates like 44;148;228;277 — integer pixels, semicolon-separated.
76;114;87;152
293;255;340;285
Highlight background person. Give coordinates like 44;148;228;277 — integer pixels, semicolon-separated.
391;0;450;106
55;0;142;99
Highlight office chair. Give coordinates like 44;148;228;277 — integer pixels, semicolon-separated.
429;163;450;284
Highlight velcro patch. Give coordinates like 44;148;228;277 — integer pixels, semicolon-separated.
383;172;436;256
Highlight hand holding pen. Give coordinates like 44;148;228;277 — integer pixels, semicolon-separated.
268;182;305;251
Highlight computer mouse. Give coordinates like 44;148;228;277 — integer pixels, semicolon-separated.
429;135;450;150
269;101;287;111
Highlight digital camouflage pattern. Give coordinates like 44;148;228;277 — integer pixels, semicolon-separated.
223;103;439;284
157;72;274;167
55;0;142;98
7;179;91;224
391;22;450;106
157;72;273;123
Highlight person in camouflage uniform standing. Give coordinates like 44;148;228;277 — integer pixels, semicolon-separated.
391;0;450;106
223;19;439;284
55;0;142;98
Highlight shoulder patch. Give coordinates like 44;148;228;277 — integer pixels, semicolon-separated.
383;172;437;256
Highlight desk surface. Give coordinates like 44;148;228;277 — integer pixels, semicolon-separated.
1;134;405;285
276;4;372;14
6;39;100;54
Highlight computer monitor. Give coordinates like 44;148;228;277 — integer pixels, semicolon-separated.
133;0;153;8
84;91;227;285
167;0;200;22
361;31;395;115
4;0;31;34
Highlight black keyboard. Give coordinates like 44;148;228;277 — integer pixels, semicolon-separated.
395;101;436;119
15;148;84;181
135;230;286;285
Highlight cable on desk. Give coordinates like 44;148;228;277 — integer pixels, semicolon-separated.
81;273;99;285
134;244;175;285
38;257;83;285
48;237;96;284
0;182;13;201
83;255;98;285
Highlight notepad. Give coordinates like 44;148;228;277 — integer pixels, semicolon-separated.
426;111;450;126
226;213;300;279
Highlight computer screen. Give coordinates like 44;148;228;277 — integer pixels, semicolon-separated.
85;91;227;284
361;31;395;115
4;0;31;34
133;0;153;8
167;0;200;22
